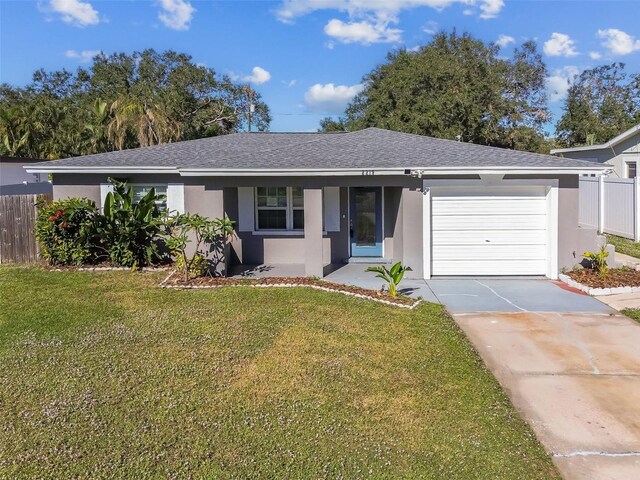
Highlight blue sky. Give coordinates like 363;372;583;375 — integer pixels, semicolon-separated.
1;0;639;133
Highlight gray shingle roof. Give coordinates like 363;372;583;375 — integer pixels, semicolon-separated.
32;127;605;171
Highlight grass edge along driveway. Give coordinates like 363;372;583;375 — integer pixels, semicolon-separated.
0;267;559;479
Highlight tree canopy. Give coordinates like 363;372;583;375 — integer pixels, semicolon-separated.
0;49;270;159
327;32;551;153
555;63;640;147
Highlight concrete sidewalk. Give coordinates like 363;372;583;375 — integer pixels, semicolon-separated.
455;311;640;480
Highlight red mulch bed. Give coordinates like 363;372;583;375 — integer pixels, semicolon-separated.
162;271;417;307
567;268;640;288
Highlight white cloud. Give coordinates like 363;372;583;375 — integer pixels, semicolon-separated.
158;0;195;31
282;79;297;87
324;18;402;44
239;66;272;85
589;51;602;60
597;28;640;56
422;20;438;35
47;0;100;27
304;83;364;113
496;34;515;48
546;66;580;103
543;32;579;57
65;49;101;62
478;0;504;19
276;0;504;23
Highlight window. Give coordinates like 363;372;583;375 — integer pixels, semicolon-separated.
132;185;167;209
256;186;304;230
627;162;637;179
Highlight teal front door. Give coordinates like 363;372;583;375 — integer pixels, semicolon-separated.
350;187;383;257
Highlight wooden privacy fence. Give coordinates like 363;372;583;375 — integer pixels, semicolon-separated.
579;177;640;241
0;194;52;264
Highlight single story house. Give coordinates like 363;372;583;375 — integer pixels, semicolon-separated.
0;156;52;196
551;124;640;178
26;127;607;279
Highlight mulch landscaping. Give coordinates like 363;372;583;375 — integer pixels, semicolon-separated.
161;270;418;307
567;267;640;288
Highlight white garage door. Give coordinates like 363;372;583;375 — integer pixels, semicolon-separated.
431;186;548;276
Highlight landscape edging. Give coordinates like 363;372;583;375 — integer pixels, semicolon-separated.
159;270;422;309
559;273;640;296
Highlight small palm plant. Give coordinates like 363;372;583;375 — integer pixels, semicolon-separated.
366;262;413;297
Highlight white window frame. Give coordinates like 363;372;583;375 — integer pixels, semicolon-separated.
254;186;304;231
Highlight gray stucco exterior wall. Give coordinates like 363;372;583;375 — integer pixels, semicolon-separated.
51;172;588;277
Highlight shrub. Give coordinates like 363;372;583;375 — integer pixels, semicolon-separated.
176;252;208;278
99;179;166;268
35;198;101;265
366;262;413;297
163;212;235;281
584;244;609;277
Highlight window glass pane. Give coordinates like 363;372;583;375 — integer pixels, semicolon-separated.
257;210;287;229
292;187;304;208
293;209;304;229
628;163;637;178
133;185;166;208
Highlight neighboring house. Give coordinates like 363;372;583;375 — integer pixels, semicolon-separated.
26;128;606;279
0;156;52;196
551;124;640;178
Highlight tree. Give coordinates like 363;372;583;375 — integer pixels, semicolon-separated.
318;117;347;132
0;49;271;159
342;31;551;152
555;63;640;147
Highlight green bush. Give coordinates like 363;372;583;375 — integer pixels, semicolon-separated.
99;179;166;268
35;198;101;265
176;252;208;277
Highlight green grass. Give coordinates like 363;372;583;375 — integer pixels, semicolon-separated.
622;308;640;323
606;234;640;259
0;266;558;479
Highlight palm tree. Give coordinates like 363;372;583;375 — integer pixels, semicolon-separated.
108;94;181;150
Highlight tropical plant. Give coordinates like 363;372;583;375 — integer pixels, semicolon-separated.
100;179;166;268
366;262;413;297
584;244;609;277
35;197;101;265
163;212;235;281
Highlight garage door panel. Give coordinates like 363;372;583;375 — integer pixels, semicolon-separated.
432;229;547;245
433;214;547;230
432;198;547;215
432;259;548;276
433;244;546;260
430;189;549;276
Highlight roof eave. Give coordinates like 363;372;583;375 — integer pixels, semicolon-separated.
551;124;640;155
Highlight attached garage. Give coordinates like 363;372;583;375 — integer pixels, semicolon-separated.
425;182;558;278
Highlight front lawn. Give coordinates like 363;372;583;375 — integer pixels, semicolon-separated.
606;234;640;259
0;267;558;479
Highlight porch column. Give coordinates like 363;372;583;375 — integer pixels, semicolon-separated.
304;187;324;277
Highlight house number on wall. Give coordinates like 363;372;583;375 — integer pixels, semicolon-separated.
361;170;375;176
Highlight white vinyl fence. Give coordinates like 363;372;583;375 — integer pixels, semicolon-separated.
579;176;640;241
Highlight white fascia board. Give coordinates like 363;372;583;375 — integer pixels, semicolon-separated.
24;166;178;174
551;124;640;154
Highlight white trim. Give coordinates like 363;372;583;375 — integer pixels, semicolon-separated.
166;183;185;214
99;183;114;211
26;165;607;176
423;178;559;279
323;186;341;232
551;124;640;154
422;186;432;279
254;186;304;232
546;185;559;279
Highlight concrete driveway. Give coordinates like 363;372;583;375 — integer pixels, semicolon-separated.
326;266;640;478
449;291;640;479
